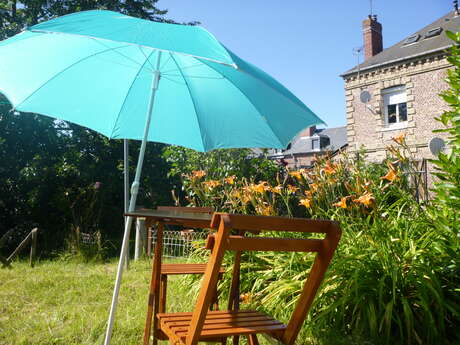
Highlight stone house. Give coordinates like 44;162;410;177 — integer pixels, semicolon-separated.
267;125;347;169
341;10;459;189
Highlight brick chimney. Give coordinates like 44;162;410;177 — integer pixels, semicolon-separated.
298;126;316;137
362;15;383;60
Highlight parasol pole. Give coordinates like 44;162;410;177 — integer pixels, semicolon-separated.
104;50;162;345
123;138;129;269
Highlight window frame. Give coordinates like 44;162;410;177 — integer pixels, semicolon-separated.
311;137;320;151
382;85;408;128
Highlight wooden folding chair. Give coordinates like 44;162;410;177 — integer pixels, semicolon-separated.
144;206;225;345
156;213;341;345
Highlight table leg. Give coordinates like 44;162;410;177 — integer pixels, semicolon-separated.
211;272;222;311
159;274;167;313
143;222;164;345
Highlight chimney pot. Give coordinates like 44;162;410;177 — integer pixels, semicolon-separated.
363;15;383;60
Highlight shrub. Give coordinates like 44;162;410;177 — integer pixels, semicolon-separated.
182;139;458;344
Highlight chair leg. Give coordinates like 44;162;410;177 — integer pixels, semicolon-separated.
228;250;242;311
247;334;259;345
159;275;167;313
229;251;242;345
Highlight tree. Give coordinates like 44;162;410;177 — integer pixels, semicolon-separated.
0;0;198;39
0;1;191;256
0;0;165;37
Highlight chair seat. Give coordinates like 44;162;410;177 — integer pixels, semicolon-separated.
157;310;286;343
161;263;225;275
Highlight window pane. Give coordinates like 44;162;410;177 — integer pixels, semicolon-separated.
398;103;407;122
387;104;397;123
312;139;319;150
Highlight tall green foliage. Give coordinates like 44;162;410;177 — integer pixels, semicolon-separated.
432;30;460;232
162;146;281;205
424;29;460;344
0;1;185;256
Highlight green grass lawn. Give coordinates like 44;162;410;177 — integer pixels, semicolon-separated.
0;259;197;345
0;259;364;345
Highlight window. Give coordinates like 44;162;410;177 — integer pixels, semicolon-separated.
382;86;407;127
424;27;442;39
312;138;320;151
403;34;420;45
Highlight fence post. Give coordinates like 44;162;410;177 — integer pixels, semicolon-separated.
29;228;38;267
135;218;146;260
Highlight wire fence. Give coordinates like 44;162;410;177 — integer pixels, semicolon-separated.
401;159;429;203
151;230;210;258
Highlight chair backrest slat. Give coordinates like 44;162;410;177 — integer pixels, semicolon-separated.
226;236;323;253
211;213;337;234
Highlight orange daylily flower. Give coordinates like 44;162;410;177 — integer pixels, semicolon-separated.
249;182;270;194
381;168;398;182
299;198;312;208
353;192;375;207
203;180;220;189
224;175;236;185
258;204;274;216
287;185;299;194
231;189;241;198
191;170;206;178
271;185;283;194
333;197;348;209
392;133;406;145
309;183;318;192
240;293;252;304
324;163;336;175
289;170;303;181
238;191;251;204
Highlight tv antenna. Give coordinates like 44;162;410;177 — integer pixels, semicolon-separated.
352;46;363;81
370;0;374;16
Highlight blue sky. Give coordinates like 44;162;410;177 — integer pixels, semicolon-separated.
159;0;453;128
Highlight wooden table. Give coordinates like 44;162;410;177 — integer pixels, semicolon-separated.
125;209;214;345
126;208;212;229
